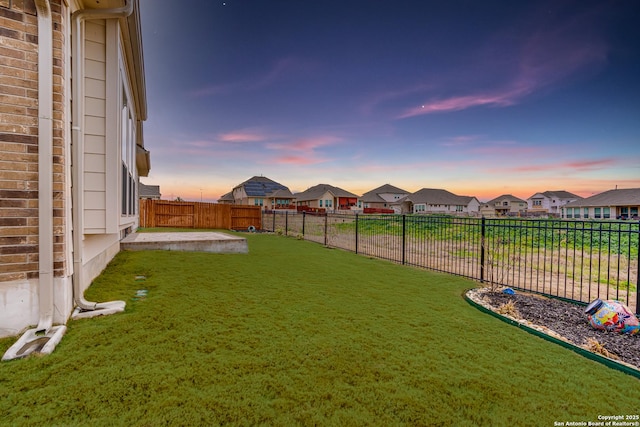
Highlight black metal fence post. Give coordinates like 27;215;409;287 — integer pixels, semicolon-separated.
285;211;289;236
480;216;486;283
302;211;306;236
402;215;406;265
272;210;276;231
324;212;328;246
355;213;359;254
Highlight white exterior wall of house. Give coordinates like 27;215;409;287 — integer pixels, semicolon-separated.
296;190;335;209
467;198;480;214
562;206;610;220
529;193;578;214
316;191;335;210
0;277;74;338
561;205;638;220
232;187;268;207
83;19;109;233
413;198;479;215
80;16;141;292
528;193;549;212
550;197;579;214
232;187;247;204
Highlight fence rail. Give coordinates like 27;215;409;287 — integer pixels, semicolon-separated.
140;200;262;230
263;211;640;314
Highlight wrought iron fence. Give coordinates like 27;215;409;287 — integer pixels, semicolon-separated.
263;211;640;314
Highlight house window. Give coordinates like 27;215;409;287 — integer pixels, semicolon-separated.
254;198;263;206
603;207;610;219
456;205;463;212
414;204;426;213
319;200;323;207
566;209;572;219
326;199;332;207
583;208;589;219
533;200;542;206
121;90;136;216
573;208;580;219
503;201;508;206
594;208;601;218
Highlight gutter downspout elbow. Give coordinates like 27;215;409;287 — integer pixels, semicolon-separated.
71;0;134;312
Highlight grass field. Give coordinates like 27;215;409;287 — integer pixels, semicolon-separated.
1;232;639;426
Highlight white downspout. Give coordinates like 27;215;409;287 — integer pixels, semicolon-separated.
35;0;54;334
71;0;133;311
2;0;68;361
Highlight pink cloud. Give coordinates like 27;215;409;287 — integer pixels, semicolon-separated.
218;131;269;143
395;7;608;119
507;158;618;173
266;135;340;152
266;135;340;165
272;155;329;165
398;91;521;119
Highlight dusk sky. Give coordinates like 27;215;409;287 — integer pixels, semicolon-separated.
139;0;639;202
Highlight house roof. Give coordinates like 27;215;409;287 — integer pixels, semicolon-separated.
138;182;160;198
529;190;582;200
218;192;234;202
398;188;476;206
268;188;295;199
485;194;527;205
360;184;409;203
234;176;290;197
294;184;358;201
563;188;640;208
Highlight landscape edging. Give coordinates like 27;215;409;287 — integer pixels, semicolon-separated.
463;289;640;380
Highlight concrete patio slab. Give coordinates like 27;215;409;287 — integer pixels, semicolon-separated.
121;232;248;253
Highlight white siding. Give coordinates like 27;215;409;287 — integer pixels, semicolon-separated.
83;20;107;232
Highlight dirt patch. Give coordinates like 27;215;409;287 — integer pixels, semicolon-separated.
467;288;640;371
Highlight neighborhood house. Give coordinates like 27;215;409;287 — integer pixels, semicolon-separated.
394;188;480;215
528;190;582;216
561;188;640;220
295;183;359;212
480;194;528;217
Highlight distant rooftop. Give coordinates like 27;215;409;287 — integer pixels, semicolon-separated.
234;176;291;197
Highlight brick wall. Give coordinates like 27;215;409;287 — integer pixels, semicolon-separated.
0;0;66;282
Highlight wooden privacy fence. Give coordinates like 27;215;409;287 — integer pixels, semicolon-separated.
139;199;262;230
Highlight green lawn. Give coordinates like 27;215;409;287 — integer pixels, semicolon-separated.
1;232;638;426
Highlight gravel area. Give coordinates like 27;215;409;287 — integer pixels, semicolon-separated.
468;288;640;371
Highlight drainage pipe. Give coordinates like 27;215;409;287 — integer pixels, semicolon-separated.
34;0;54;334
71;0;133;310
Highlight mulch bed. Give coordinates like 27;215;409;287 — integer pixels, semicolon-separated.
469;289;640;370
